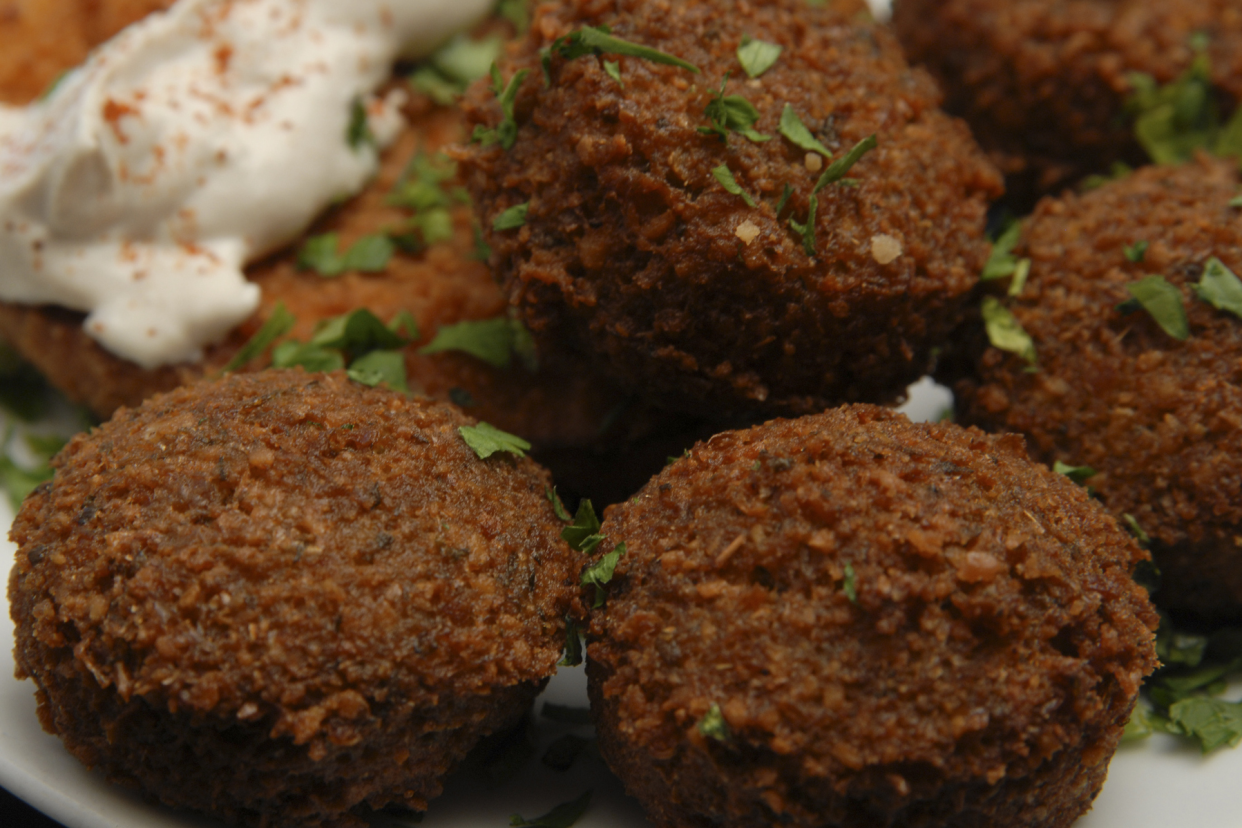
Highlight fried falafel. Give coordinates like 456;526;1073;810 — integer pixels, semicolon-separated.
586;405;1157;828
8;369;584;827
953;154;1242;621
891;0;1242;205
458;0;1002;418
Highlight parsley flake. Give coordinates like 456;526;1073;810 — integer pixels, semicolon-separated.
842;562;857;603
788;195;818;257
1167;697;1242;753
581;542;626;608
711;165;756;207
346;349;409;393
1126;45;1242;165
559;619;584;667
811;134;877;193
472;64;530;150
603;60;623;87
494;202;529;230
981;296;1037;365
1126;275;1189;340
419;316;536;370
509;791;592;828
1124;240;1149;263
0;428;62;510
778;105;830;157
547;486;572;522
698;704;732;744
542;26;699;83
311;308;408;356
562;499;602;552
736;35;782;78
458;422;531;460
1195;257;1242;320
271;341;345;373
981;220;1028;281
699;75;770;143
1053;460;1097;485
1123;513;1151;545
297;233;395;277
346;96;375;151
221;301;295;373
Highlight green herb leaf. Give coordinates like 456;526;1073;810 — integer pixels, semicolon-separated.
697;704;732;743
389;151;457;210
509;791;592;828
1053;460;1097;485
221;301;296;373
773;183;793;217
341;234;395;272
544;26;699;82
472;64;529;150
311;308;408;356
1166;697;1242;753
1127;275;1189;340
1195;257;1242;319
420;317;516;368
297;233;394;277
346;349;409;393
547;486;572;522
1124;513;1151;545
842;562;857;603
811;134;877;194
0;428;60;510
559;619;584;668
788;194;817;257
346;96;375;151
736;35;782;78
542;703;594;725
408;66;463;106
699;76;770;143
711;165;756;207
493;202;529;231
411;207;455;245
582;542;626;608
981;220;1025;281
473;224;492;261
1124;240;1149;263
431;33;503;87
389;310;420;341
271;341;346;373
603;60;623;86
778;105;830;157
981;296;1037;365
497;0;530;32
562;499;601;551
458;422;531;459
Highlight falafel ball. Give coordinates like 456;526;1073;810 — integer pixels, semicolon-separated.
891;0;1242;206
458;0;1003;418
953;155;1242;621
586;405;1156;828
8;369;584;827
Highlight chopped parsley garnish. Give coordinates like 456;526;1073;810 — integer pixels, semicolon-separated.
496;0;531;33
493;202;529;230
390;309;420;341
1080;161;1133;192
271;341;345;373
310;308;408;356
603;60;623;86
509;791;592;828
1124;240;1149;263
773;183;793;217
981;296;1037;366
581;542;626;608
0;428;63;510
458;422;531;459
778;105;830;157
1126;45;1242;165
787;134;877;257
419;316;537;370
697;704;732;743
788;194;817;257
1053;460;1097;485
408;33;502;105
297;232;395;277
842;562;857;603
1194;257;1242;319
1125;275;1189;340
699;75;770;143
559;619;584;667
1126;615;1242;753
547;486;572;522
389;151;460;211
345;349;408;393
711;164;756;207
346;96;375;151
561;499;603;552
542;25;699;83
736;35;782;78
472;64;530;150
981;220;1030;284
542;703;594;725
221;301;296;373
1123;513;1151;545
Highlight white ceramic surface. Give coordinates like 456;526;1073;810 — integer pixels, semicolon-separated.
2;377;1240;828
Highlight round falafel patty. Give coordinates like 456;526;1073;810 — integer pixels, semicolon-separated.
459;0;1002;417
892;0;1242;205
586;405;1156;828
954;155;1242;621
7;370;583;827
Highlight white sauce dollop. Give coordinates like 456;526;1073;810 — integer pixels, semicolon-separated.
0;0;491;368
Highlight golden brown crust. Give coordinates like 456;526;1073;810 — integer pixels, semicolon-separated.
892;0;1242;206
588;405;1157;828
458;0;1002;418
953;155;1242;620
9;369;584;826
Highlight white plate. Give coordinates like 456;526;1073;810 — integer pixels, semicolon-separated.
3;377;1241;828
